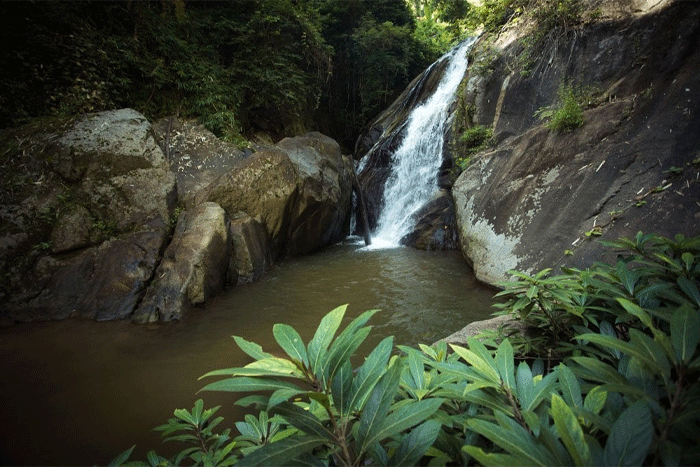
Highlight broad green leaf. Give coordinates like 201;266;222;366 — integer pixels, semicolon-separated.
268;388;305;409
307;305;346;378
616;261;640;295
522;371;558;412
551;394;590;466
200;366;297;379
357;360;403;455
463;388;513;416
271;402;334;440
418;343;438;360
325;326;372;385
516;361;534;406
450;343;500;385
681;252;695;271
273;324;309;366
628;328;670;381
678;276;700;307
467;416;558;466
496;339;515;391
233;335;273;360
200;376;302;394
463;446;522;467
331;359;353;416
108;445;135;467
616;298;653;329
584;386;607;415
557;364;582;408
407;348;426;390
236;435;327;467
671;304;700;364
388;420;442;467
361;398;444;454
577;333;659;372
602;401;653;467
173;407;197;425
348;336;393;414
569;356;628;386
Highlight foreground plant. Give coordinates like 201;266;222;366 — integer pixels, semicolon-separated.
114;233;700;466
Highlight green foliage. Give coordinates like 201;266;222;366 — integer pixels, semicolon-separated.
460;125;494;152
452;125;493;176
116;234;700;466
536;83;584;131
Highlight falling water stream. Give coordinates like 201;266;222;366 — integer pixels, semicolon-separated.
0;39;494;466
371;37;476;247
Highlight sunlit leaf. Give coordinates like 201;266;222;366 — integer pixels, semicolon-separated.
551;394;590;466
307;304;346;379
496;339;515;391
273;324;309;366
233;335;274;361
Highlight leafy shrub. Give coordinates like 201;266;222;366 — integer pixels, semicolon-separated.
536;83;584;131
115;233;700;466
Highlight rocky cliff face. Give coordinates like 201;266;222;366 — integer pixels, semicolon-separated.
356;0;700;283
0;110;353;324
453;0;700;283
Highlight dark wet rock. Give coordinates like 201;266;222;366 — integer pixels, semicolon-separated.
132;203;230;323
5;222;168;324
228;211;272;285
400;190;459;250
1;109;175;324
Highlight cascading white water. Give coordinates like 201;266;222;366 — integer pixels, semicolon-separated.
371;37;477;247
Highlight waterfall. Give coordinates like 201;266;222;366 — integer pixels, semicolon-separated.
371;37;477;247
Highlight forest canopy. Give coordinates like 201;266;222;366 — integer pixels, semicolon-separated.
0;0;476;150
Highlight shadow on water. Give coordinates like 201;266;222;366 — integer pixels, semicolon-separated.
0;239;497;465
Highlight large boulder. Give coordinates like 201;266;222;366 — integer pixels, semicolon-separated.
400;189;459;250
200;132;353;258
7;220;168;323
452;2;700;284
1;109;176;324
132;202;230;323
152;117;249;207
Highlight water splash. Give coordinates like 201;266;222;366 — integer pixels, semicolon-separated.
370;37;477;248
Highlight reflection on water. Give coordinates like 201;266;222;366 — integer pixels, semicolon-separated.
0;240;497;465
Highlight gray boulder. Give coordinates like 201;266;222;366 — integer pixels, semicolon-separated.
132;202;230;323
228;212;272;285
152;117;248;207
400;189;459;250
201;132;353;259
1;109;176;323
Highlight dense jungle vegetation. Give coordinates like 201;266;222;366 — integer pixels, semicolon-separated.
0;0;479;150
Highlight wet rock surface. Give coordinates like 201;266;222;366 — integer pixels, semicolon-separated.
1;112;352;325
453;2;700;283
132;203;230;324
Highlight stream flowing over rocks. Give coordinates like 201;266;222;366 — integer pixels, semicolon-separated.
357;0;700;289
0;110;353;325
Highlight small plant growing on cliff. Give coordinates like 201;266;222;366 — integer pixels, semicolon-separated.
536;83;584;132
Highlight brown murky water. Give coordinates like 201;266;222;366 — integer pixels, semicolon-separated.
0;240;497;465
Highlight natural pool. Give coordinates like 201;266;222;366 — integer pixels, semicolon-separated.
0;240;497;465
